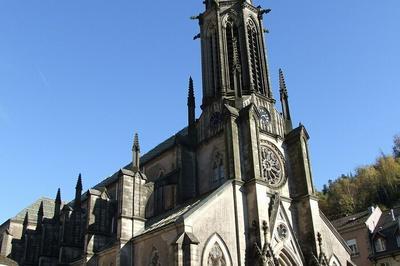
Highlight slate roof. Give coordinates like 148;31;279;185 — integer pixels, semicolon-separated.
370;207;400;259
5;127;188;224
13;197;55;223
84;127;188;194
332;210;371;231
372;207;400;234
136;181;230;237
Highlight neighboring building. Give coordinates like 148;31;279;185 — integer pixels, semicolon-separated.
333;207;382;266
369;207;400;265
0;0;354;265
334;206;400;266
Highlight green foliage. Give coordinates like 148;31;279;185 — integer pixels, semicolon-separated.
320;136;400;219
394;134;400;158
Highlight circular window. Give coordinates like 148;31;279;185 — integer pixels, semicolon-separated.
260;146;286;187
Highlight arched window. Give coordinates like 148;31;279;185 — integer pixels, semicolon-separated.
208;242;226;266
278;249;299;266
207;24;219;97
226;18;242;93
202;234;232;266
212;152;225;183
247;19;264;95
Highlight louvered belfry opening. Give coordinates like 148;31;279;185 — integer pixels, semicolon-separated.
247;20;264;95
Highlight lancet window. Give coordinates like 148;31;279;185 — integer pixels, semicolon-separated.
226;19;242;93
212;152;225;183
247;20;264;95
207;24;219;97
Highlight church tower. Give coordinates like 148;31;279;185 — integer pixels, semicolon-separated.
199;0;273;109
192;1;333;265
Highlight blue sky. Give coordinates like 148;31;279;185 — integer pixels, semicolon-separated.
0;1;399;223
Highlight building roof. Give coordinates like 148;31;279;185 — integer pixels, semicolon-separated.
332;210;371;231
85;127;188;193
13;197;55;223
372;207;400;234
135;181;230;238
369;206;400;260
140;127;187;166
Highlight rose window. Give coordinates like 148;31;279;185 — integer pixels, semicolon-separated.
260;146;284;187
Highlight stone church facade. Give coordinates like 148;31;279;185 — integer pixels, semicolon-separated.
1;0;354;265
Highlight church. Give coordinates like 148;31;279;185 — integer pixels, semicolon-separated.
0;0;354;265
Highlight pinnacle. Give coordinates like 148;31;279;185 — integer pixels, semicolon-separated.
133;133;140;152
38;201;44;216
188;76;195;106
279;68;287;93
76;173;83;191
55;188;61;203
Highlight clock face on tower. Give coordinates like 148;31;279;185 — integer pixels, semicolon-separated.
259;107;270;130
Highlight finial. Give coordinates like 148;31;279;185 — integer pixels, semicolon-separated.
76;173;83;191
55;188;61;204
262;220;268;241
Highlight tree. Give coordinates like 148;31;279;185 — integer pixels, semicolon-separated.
394;134;400;158
319;142;400;219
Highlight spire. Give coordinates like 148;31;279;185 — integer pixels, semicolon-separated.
132;133;140;172
74;174;82;208
187;77;196;140
279;69;292;131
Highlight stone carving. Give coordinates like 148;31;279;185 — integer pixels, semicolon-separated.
277;223;288;241
254;221;279;266
208;242;227;266
261;146;284;187
150;247;161;266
